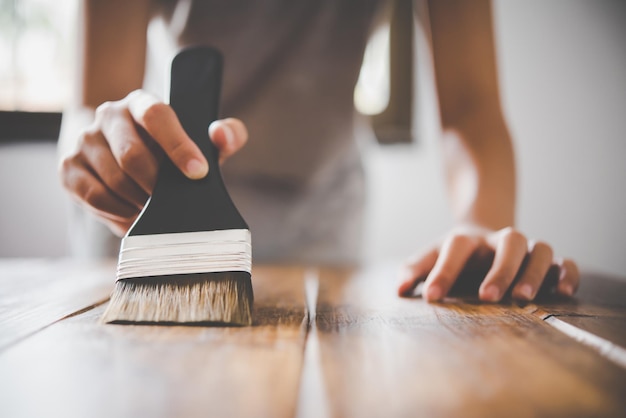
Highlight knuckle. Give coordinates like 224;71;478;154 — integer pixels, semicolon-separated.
502;227;526;245
501;226;516;235
449;233;475;247
139;102;171;128
125;89;144;101
108;170;128;191
77;127;99;147
83;184;107;208
94;101;116;121
117;144;143;170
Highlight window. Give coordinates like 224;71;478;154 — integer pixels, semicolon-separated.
0;0;77;141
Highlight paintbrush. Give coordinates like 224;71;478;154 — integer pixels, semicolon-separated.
101;46;253;325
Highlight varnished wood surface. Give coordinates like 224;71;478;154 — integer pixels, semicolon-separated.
0;263;308;418
537;272;626;329
314;265;626;418
552;315;626;349
529;272;626;370
0;259;625;418
0;259;114;350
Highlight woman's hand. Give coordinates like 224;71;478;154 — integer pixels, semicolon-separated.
59;89;248;236
398;225;580;302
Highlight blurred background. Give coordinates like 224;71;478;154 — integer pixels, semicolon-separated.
1;0;625;277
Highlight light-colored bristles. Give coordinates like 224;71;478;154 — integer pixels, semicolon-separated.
101;273;253;326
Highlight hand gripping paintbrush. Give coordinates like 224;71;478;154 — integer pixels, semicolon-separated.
101;46;253;325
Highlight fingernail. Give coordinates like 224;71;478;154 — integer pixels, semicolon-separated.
483;285;500;302
425;285;442;301
222;124;235;147
186;158;208;179
209;121;235;147
517;284;534;300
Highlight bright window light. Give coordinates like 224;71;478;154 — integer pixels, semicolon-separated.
354;23;390;116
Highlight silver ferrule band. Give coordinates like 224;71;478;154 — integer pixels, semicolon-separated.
117;229;251;280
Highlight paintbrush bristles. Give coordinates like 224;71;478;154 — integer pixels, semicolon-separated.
101;272;253;325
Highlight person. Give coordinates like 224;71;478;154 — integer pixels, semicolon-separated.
58;0;579;303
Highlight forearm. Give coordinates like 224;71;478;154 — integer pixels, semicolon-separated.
402;0;580;303
427;0;514;229
441;108;515;230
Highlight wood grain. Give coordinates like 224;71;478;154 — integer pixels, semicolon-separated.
552;316;626;349
0;265;308;418
0;258;114;351
2;260;625;418
314;263;626;418
531;272;626;369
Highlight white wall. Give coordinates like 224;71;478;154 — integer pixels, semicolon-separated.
0;142;69;257
1;1;625;277
498;0;626;276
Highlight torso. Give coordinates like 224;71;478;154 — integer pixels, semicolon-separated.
148;0;384;188
140;0;389;262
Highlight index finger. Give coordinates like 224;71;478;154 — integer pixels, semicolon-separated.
126;91;209;179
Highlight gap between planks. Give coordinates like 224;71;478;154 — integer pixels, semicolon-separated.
295;268;331;418
0;297;110;353
293;270;626;418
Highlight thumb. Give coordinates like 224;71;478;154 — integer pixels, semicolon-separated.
125;90;209;180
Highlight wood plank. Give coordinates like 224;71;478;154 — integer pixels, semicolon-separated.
553;316;626;349
0;265;308;418
531;272;626;347
0;258;115;350
314;263;626;418
529;272;626;367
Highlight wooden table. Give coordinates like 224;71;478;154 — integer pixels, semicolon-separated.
1;259;625;417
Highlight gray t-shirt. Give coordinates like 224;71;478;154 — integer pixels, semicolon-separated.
73;0;387;263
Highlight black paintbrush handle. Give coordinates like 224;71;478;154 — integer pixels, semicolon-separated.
129;46;248;236
170;46;222;168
